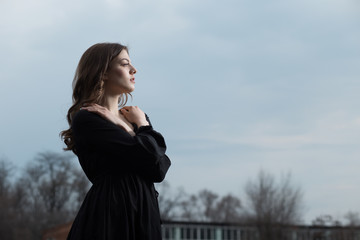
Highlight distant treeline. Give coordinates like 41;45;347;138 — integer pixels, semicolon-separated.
0;152;89;240
0;151;359;240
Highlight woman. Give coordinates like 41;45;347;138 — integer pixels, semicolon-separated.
61;43;171;240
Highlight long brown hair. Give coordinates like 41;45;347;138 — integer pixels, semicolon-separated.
60;43;129;153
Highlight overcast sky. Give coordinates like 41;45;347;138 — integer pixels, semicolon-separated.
1;0;359;224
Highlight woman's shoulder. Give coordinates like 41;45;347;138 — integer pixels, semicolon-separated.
72;110;106;128
73;109;97;120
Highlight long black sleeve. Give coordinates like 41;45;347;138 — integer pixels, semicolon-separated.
72;110;171;182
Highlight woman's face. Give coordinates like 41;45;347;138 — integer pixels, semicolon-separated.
104;50;137;94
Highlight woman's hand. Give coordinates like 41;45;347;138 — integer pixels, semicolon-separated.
81;103;136;136
120;106;149;128
81;103;119;123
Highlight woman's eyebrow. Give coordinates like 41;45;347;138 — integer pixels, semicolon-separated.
118;58;130;62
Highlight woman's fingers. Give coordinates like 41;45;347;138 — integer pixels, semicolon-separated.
81;104;109;119
120;106;142;116
121;106;139;112
83;103;104;111
80;104;148;130
120;108;129;113
120;106;148;127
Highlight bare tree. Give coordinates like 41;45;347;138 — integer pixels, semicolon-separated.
244;170;304;240
35;151;73;213
198;189;219;221
180;192;204;221
156;181;186;221
0;158;16;240
215;194;242;223
344;211;360;227
15;151;77;239
157;182;244;223
0;152;92;240
0;158;13;196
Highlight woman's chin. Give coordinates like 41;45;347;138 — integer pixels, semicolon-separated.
119;87;135;94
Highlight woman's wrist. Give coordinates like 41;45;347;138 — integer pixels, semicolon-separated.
135;120;149;128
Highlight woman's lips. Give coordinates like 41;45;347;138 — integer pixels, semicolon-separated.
130;77;135;83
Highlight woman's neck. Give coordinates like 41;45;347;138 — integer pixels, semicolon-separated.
101;94;120;115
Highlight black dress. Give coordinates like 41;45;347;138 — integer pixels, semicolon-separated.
66;110;171;240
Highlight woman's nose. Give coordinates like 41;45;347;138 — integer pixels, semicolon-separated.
130;66;137;74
